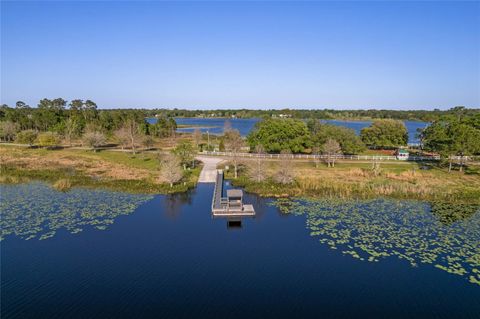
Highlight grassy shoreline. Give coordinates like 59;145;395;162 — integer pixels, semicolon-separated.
0;145;200;194
2;145;479;204
224;160;480;204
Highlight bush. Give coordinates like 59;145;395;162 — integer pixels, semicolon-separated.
83;131;106;152
37;132;61;148
16;130;38;146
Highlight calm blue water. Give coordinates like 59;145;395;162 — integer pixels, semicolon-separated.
1;182;479;319
148;118;427;143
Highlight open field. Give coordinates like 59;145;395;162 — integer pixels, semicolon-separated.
0;145;200;194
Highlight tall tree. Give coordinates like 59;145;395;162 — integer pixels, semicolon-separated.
0;121;19;142
83;100;98;122
83;131;106;152
274;149;294;184
307;120;365;154
64;117;80;146
15;101;29;109
360;119;408;148
121;118;142;154
322;138;342;167
193;128;202;149
114;126;130;150
422;116;480;172
173;141;195;170
312;146;321;168
224;129;244;178
248;145;266;182
159;153;183;187
247;118;311;153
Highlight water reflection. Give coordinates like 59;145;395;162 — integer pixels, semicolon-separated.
0;182;153;241
161;189;195;219
227;219;243;229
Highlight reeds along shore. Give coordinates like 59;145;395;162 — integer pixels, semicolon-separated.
225;161;480;204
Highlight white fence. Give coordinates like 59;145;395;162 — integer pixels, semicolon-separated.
199;151;442;161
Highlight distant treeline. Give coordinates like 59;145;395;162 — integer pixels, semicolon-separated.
144;106;479;122
0;100;176;136
2;101;479;122
0;99;177;151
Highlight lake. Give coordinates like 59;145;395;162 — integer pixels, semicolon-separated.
148;118;428;143
1;182;479;319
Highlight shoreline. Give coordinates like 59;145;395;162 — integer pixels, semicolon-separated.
2;145;479;204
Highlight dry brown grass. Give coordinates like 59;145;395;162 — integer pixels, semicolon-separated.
235;158;480;201
0;147;158;182
53;178;72;191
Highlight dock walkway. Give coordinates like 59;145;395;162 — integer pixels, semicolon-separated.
197;156;223;183
211;170;255;217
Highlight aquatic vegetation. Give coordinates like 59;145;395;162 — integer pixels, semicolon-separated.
0;182;153;241
273;198;480;285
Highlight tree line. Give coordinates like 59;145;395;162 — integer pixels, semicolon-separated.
245;110;480;167
246;118;407;154
144;106;478;122
0;99;177;151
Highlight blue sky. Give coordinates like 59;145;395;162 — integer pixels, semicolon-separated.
1;1;479;109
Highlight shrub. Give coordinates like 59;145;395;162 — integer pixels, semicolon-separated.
16;130;38;146
37;132;61;148
83;131;106;152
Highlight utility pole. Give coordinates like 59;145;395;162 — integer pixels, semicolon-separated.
207;130;210;152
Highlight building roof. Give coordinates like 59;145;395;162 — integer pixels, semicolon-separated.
227;189;243;198
398;149;409;154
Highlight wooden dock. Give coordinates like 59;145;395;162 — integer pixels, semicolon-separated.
211;170;255;217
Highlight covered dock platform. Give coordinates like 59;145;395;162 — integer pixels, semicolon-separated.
211;170;255;217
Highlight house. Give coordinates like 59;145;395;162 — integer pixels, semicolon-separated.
396;149;409;160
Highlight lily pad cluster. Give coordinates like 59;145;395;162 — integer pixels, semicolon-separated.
274;198;480;286
0;182;153;241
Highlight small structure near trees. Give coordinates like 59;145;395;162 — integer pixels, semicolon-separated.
395;148;409;160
